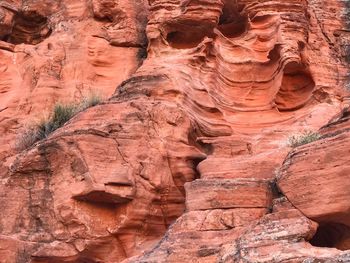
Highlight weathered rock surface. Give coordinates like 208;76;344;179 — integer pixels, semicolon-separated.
278;107;350;251
0;0;148;163
0;0;349;262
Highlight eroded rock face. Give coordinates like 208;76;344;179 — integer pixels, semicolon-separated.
2;100;205;262
278;107;350;251
0;0;148;163
0;0;349;262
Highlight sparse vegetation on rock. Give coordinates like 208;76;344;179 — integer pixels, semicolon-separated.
288;131;321;148
16;94;101;151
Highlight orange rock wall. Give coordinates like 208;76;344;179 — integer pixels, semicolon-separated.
0;0;349;262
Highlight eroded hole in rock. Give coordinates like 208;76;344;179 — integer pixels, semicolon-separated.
267;45;282;63
251;14;272;24
166;24;214;49
218;2;248;38
4;11;51;45
310;223;350;250
275;62;315;111
166;30;204;49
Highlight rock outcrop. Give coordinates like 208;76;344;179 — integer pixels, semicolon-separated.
278;107;350;251
0;0;148;163
0;0;349;262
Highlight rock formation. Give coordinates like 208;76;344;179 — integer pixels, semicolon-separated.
0;0;349;262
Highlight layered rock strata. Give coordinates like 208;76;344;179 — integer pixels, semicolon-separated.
0;0;349;262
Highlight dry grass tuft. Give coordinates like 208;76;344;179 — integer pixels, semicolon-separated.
15;94;102;151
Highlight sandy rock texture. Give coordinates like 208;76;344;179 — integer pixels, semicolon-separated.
0;0;349;262
0;0;148;162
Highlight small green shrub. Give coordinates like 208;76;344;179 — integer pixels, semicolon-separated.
288;131;321;148
34;103;77;141
52;104;77;127
16;94;102;151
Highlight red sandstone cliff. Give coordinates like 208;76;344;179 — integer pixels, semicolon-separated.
0;0;349;262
